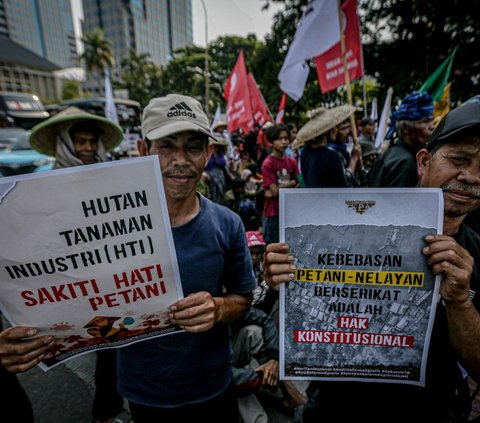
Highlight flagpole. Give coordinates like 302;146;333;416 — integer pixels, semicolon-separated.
337;0;358;144
200;0;209;116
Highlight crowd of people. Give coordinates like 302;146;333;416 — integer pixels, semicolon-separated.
0;89;479;423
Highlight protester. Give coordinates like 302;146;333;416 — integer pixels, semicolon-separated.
293;106;355;188
247;231;278;320
257;121;274;167
328;107;363;186
262;98;480;422
358;141;379;187
0;317;33;422
30;106;125;423
370;91;435;187
261;124;299;244
29;106;123;168
203;133;232;203
223;177;260;232
243;123;260;163
0;94;256;423
284;122;298;159
357;115;376;145
231;230;307;423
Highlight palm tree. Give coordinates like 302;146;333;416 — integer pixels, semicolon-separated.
81;28;115;95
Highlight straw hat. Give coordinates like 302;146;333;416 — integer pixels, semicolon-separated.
210;132;229;146
212;120;227;132
30;107;123;156
293;105;356;149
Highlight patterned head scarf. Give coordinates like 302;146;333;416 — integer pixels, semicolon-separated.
386;91;434;139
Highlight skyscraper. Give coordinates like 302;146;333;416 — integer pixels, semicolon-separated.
82;0;193;94
0;0;78;69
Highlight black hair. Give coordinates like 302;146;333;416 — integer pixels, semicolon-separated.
69;121;103;139
360;116;374;126
266;124;289;142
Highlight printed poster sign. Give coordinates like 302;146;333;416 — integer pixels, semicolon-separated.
279;188;443;386
0;157;184;370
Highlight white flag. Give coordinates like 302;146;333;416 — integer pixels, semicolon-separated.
375;87;393;149
370;97;378;121
278;0;341;102
210;105;222;130
104;69;119;124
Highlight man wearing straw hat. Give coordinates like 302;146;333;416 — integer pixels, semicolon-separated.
294;105;360;188
29;106;124;169
29;107;127;423
0;94;256;423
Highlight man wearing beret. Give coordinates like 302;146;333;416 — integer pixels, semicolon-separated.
262;97;480;422
370;91;435;187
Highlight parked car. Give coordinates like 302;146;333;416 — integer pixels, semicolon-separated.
0;92;50;129
0;129;54;176
0;127;27;150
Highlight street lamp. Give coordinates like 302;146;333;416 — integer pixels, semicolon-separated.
200;0;209;116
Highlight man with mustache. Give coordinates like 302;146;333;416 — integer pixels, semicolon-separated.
262;97;480;422
0;94;256;423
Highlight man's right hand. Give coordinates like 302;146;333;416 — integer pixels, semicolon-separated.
263;242;296;290
0;327;55;373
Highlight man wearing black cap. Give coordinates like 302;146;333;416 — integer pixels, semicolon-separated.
262;97;480;422
370;91;435;187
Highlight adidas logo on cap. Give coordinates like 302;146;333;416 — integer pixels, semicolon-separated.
167;102;197;119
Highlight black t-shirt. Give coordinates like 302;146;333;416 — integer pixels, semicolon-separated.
303;224;480;423
464;208;480;236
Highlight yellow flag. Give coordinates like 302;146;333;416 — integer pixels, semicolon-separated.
433;82;451;126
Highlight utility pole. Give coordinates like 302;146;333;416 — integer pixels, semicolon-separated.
200;0;209;116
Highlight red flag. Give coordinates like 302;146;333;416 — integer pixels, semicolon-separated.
314;0;363;94
224;51;254;135
247;72;271;127
275;92;287;124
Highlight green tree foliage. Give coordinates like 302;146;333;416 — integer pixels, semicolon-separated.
80;28;114;93
61;80;81;100
161;45;207;104
156;36;263;116
357;0;480;104
115;50;164;107
264;0;480;107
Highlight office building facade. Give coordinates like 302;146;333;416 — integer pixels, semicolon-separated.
0;0;78;69
82;0;193;94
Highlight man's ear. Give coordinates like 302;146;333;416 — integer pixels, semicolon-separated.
137;139;148;157
205;142;214;165
416;148;431;179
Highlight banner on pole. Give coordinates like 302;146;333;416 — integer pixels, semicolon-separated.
314;0;363;94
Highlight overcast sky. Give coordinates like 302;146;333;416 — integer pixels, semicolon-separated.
192;0;283;46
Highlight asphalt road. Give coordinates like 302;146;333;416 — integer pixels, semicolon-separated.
17;353;132;423
17;351;306;423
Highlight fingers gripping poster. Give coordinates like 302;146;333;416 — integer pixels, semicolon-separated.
0;157;184;369
279;188;443;387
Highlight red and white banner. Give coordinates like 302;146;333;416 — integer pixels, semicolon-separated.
314;0;363;94
275;92;287;124
224;50;254;135
278;0;340;102
247;72;271;127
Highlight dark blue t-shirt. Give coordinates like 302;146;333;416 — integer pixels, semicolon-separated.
117;195;256;407
300;144;347;188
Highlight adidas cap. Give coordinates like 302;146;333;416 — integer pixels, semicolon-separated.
142;94;216;141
